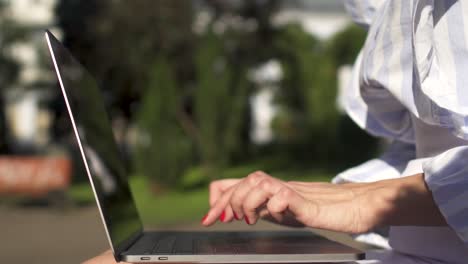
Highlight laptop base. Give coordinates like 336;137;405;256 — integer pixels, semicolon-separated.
122;230;365;263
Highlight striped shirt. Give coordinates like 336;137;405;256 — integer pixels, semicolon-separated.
337;0;468;246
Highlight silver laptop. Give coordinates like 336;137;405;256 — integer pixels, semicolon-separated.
45;30;364;263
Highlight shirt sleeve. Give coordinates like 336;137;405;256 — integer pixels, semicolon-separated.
342;0;468;245
343;51;415;143
423;146;468;245
343;0;386;28
415;2;468;244
332;140;415;183
410;1;468;140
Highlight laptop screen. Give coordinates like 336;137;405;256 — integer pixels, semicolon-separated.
46;31;143;252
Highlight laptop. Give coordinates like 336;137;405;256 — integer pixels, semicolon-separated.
45;30;364;263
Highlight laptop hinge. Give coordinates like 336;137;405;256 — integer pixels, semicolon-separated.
114;229;144;262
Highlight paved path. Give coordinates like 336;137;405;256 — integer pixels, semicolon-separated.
1;205;109;264
0;205;372;264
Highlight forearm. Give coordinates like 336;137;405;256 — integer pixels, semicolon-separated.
373;174;447;227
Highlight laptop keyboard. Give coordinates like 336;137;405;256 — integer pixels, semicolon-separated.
148;235;194;254
152;236;177;253
133;231;338;255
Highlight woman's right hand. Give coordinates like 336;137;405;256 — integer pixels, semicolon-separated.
207;176;305;227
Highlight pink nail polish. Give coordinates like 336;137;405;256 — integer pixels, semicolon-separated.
220;211;226;222
233;212;240;220
201;214;208;224
244;215;250;225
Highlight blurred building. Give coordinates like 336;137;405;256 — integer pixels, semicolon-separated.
277;0;350;39
4;0;58;152
9;0;57;86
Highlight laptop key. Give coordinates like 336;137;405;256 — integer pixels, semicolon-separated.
173;237;194;254
154;236;177;254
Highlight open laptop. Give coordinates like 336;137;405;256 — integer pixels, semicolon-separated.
45;30;364;263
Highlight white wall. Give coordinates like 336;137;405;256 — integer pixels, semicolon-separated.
9;0;56;26
274;10;351;40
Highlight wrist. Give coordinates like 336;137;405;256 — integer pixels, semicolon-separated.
372;174;447;227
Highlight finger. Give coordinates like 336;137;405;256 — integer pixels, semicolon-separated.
220;205;235;223
266;194;286;223
242;178;285;224
258;207;271;218
203;186;236;226
209;179;241;207
229;171;265;219
243;187;271;225
268;187;318;226
231;171;279;219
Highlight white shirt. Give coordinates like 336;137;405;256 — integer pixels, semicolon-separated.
337;0;468;248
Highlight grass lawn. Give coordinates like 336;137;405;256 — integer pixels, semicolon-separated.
69;165;333;227
69;176;209;226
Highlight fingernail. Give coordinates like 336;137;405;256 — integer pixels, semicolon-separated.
201;214;208;224
233;212;240;220
220;211;226;222
244;215;251;225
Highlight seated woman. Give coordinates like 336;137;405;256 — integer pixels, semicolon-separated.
84;1;468;263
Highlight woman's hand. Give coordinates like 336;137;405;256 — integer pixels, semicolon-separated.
206;174;305;227
202;171;447;234
202;171;373;233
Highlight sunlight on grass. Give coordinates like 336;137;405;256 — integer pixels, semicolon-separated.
129;176;209;227
68;176;210;226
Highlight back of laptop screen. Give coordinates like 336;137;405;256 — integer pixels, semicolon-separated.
46;32;142;250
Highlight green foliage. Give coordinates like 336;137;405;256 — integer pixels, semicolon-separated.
136;59;194;188
271;23;377;166
194;32;251;178
57;0;379;190
272;23;339;160
327;24;368;65
136;31;253;188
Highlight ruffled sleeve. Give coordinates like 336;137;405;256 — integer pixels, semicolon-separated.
409;0;468;141
413;2;468;244
343;0;468;245
423;147;468;245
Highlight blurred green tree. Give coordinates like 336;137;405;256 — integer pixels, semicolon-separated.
136;58;194;189
271;23;377;168
194;31;250;179
327;24;379;168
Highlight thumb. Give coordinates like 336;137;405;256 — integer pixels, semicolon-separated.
267;187;317;226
